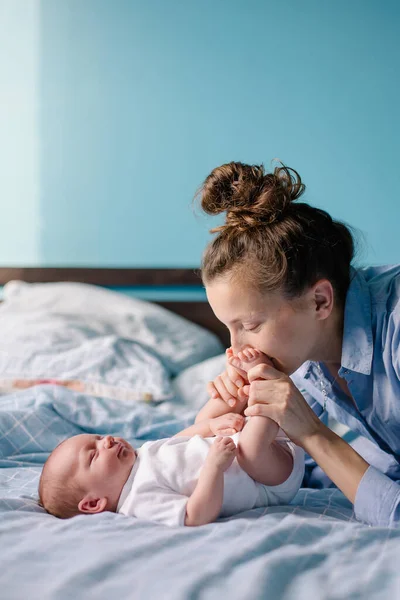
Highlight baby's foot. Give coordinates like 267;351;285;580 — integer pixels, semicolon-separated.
229;347;273;375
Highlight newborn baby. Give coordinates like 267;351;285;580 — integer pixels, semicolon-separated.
39;349;304;526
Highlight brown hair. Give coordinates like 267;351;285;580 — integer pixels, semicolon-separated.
38;441;85;519
198;161;354;305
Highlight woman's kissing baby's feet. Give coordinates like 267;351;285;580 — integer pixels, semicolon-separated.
229;347;273;374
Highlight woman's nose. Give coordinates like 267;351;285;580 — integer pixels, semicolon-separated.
230;335;240;356
231;342;244;356
230;338;247;357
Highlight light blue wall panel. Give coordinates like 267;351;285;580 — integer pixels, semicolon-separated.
1;0;399;267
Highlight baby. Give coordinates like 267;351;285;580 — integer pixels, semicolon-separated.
39;348;304;526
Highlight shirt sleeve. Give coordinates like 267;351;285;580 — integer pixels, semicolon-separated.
354;300;400;525
355;466;400;527
290;371;325;419
123;486;188;528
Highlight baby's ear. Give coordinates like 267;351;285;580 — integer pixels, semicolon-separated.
78;495;107;514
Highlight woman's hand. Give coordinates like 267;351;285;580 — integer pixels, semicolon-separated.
209;413;245;436
243;363;322;446
207;348;248;408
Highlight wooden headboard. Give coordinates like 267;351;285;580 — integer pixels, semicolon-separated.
0;267;229;347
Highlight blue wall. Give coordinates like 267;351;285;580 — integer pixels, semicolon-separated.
1;0;399;267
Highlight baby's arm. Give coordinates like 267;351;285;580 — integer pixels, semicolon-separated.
185;459;224;526
174;413;244;438
174;419;213;438
195;396;244;423
185;437;236;526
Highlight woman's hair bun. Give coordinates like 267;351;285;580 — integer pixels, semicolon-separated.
199;161;305;228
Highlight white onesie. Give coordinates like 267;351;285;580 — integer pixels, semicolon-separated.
117;431;304;527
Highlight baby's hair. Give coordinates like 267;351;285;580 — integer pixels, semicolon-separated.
198;161;355;306
38;440;85;519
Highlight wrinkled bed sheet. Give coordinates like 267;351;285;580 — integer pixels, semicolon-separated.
1;386;400;600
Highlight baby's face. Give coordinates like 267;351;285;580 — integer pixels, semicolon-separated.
54;433;136;512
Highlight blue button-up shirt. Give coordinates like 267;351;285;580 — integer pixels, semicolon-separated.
292;264;400;527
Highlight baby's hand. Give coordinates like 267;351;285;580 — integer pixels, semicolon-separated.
209;413;245;436
206;437;237;472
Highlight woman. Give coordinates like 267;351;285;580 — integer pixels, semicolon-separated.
197;161;400;527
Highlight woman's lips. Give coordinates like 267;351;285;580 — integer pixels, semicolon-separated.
264;355;275;368
269;357;284;371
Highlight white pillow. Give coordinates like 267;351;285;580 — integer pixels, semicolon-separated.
172;353;226;411
0;281;224;402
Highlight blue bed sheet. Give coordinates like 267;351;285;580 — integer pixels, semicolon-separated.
1;385;400;599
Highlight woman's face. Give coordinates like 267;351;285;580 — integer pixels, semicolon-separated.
206;276;331;375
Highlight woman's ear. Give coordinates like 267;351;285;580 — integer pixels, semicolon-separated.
78;495;108;514
312;279;334;320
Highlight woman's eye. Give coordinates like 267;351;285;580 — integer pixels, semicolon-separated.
244;325;260;332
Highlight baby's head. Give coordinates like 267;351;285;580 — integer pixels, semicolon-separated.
39;434;136;518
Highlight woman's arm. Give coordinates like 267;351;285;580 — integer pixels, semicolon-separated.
301;421;369;503
303;423;400;527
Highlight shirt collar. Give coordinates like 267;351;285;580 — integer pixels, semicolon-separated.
340;267;373;375
116;453;140;512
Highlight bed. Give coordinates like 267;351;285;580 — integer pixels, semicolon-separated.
0;267;399;600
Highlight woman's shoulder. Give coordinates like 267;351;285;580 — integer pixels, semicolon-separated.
356;264;400;310
359;265;400;377
356;263;400;285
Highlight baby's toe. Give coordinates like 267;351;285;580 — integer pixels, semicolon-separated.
240;349;270;370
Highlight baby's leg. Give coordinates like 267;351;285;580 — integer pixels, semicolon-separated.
237;416;293;485
233;349;293;486
196;348;250;424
